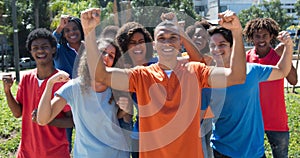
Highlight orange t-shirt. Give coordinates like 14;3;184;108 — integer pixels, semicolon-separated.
128;60;211;158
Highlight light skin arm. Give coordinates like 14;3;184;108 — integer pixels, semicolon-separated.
267;31;294;81
274;42;298;85
81;8;130;91
2;76;22;118
37;71;73;127
160;12;206;63
208;10;246;88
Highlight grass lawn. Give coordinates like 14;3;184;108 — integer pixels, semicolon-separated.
0;82;299;157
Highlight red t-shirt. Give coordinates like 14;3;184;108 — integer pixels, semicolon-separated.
16;69;71;158
128;60;211;158
247;48;288;131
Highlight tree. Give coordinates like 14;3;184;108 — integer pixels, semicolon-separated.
295;0;300;18
238;0;293;30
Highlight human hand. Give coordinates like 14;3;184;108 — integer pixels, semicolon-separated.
218;10;242;31
277;31;293;47
48;71;70;86
80;8;101;36
58;15;70;29
32;108;37;123
117;96;133;114
2;74;14;94
161;12;178;24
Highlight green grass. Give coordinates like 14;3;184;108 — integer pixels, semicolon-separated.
0;82;300;157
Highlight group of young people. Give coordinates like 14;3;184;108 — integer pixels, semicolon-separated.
2;6;296;158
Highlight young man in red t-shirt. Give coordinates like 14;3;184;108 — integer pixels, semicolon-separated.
2;28;73;158
244;18;298;158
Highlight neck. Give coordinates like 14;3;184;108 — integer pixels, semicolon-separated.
158;58;178;70
133;59;148;66
69;42;81;52
36;65;56;80
255;47;271;58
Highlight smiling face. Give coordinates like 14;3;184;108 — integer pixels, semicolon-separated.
63;21;82;45
252;29;273;57
101;44;116;67
192;27;209;51
127;32;147;66
154;25;181;60
30;38;56;66
209;33;232;67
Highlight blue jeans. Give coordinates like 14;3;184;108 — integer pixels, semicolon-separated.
66;127;73;153
265;131;289;158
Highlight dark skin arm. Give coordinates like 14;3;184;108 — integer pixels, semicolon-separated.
275;43;298;85
2;76;22;118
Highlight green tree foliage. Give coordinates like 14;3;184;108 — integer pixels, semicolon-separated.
238;0;293;30
295;0;300;18
49;0;99;29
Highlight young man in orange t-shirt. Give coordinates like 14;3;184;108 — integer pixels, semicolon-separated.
81;8;246;158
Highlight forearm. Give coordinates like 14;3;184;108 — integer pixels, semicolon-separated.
5;91;22;118
277;44;293;77
55;25;64;35
37;82;56;125
229;29;246;84
47;117;74;128
286;65;298;85
85;29;108;84
182;34;206;63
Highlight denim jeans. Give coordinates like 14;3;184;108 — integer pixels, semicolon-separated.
213;149;266;158
265;131;289;158
66;127;73;153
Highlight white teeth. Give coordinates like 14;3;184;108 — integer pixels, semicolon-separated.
70;35;77;39
195;41;202;44
37;54;46;58
134;50;142;54
259;43;265;46
163;48;173;52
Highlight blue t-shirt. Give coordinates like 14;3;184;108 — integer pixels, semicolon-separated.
56;79;130;157
53;31;78;78
201;63;272;158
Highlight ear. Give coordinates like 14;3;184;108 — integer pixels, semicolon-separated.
152;41;157;51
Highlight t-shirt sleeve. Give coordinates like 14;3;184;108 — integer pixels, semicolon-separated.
192;62;211;88
127;68;139;93
55;80;75;107
250;63;273;82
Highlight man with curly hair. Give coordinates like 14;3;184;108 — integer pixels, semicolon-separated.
243;18;298;158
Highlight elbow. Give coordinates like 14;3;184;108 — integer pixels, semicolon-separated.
237;75;246;84
37;118;49;126
13;113;22;118
288;78;298;86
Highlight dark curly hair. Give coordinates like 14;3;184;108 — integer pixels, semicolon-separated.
115;22;153;66
59;17;84;47
26;28;57;52
243;18;280;44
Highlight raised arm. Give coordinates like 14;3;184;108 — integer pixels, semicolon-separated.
54;15;70;35
81;8;130;91
37;71;72;127
267;31;294;81
160;12;206;63
2;75;22;118
208;10;246;88
274;42;298;85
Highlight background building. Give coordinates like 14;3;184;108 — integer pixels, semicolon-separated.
193;0;299;25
